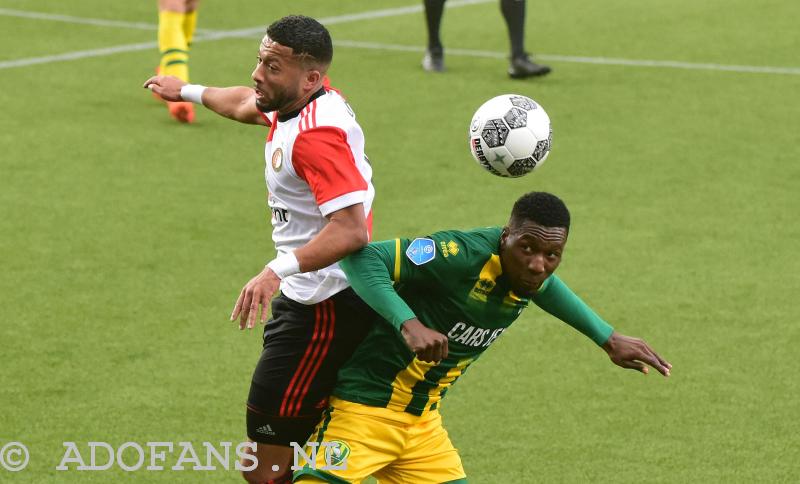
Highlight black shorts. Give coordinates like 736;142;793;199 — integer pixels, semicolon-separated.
246;287;376;445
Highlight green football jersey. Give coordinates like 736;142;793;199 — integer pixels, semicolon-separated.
336;227;613;416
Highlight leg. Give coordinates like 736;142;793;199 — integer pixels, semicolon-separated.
500;0;551;78
183;0;200;48
240;441;293;484
293;399;404;483
500;0;526;59
245;291;375;483
422;0;446;72
156;0;195;122
375;411;466;484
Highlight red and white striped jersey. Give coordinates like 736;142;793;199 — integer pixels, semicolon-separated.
261;87;374;305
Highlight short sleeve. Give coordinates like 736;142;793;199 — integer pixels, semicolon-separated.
292;126;367;216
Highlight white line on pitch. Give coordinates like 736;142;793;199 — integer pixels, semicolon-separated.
0;41;158;69
0;7;204;32
0;0;490;35
536;54;800;76
3;2;796;77
132;0;494;40
333;40;800;76
0;0;493;70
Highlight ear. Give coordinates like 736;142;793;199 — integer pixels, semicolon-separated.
304;69;322;89
500;226;510;250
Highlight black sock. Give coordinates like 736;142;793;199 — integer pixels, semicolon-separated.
500;0;526;59
424;0;447;52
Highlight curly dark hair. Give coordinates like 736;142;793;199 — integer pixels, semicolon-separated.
266;15;333;67
509;192;570;229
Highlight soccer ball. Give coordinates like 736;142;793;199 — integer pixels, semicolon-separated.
468;94;552;177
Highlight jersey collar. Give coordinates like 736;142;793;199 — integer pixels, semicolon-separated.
277;87;327;122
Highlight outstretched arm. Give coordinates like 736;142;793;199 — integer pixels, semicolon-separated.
143;75;268;125
533;274;671;376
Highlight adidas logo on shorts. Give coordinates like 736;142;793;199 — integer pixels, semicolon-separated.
256;424;276;436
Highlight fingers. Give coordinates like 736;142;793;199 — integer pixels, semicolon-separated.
142;76;161;89
415;335;448;363
617;359;648;374
653;349;672;370
238;287;254;330
232;273;279;330
230;287;245;323
638;343;671;376
246;300;260;330
431;339;443;363
643;350;670;377
608;333;672;377
260;285;278;324
418;346;433;363
246;291;271;330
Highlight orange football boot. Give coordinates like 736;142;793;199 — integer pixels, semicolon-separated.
167;101;195;123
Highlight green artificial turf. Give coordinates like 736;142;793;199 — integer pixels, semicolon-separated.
0;0;797;482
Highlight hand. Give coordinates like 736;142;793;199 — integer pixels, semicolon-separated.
230;266;282;330
602;331;672;376
401;319;449;363
143;75;187;102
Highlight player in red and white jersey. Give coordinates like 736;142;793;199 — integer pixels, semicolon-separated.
262;82;375;304
145;15;378;484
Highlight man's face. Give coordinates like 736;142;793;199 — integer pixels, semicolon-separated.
251;36;306;113
499;220;568;297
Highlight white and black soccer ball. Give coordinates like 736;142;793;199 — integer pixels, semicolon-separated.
468;94;552;177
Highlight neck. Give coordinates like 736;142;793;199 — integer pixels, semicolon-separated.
277;82;324;115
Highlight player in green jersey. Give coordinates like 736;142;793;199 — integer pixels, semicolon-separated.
294;192;670;483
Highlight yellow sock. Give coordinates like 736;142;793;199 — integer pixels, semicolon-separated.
158;10;189;82
183;10;198;47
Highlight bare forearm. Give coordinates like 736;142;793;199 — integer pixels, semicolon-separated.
202;86;266;125
294;216;368;272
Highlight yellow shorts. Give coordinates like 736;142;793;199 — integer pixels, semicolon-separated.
293;397;467;484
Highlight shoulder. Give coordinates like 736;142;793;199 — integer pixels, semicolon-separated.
419;227;502;266
311;90;360;130
429;227;501;253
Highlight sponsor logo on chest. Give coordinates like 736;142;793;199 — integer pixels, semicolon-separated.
447;322;506;348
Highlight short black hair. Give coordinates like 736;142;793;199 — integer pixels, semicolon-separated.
266;15;333;67
509;192;570;229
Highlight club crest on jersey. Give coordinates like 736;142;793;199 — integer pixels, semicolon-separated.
406;238;436;265
271;147;283;172
324;440;351;467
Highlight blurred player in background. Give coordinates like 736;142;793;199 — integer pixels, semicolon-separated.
156;0;200;123
295;192;670;483
422;0;551;78
145;15;378;484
